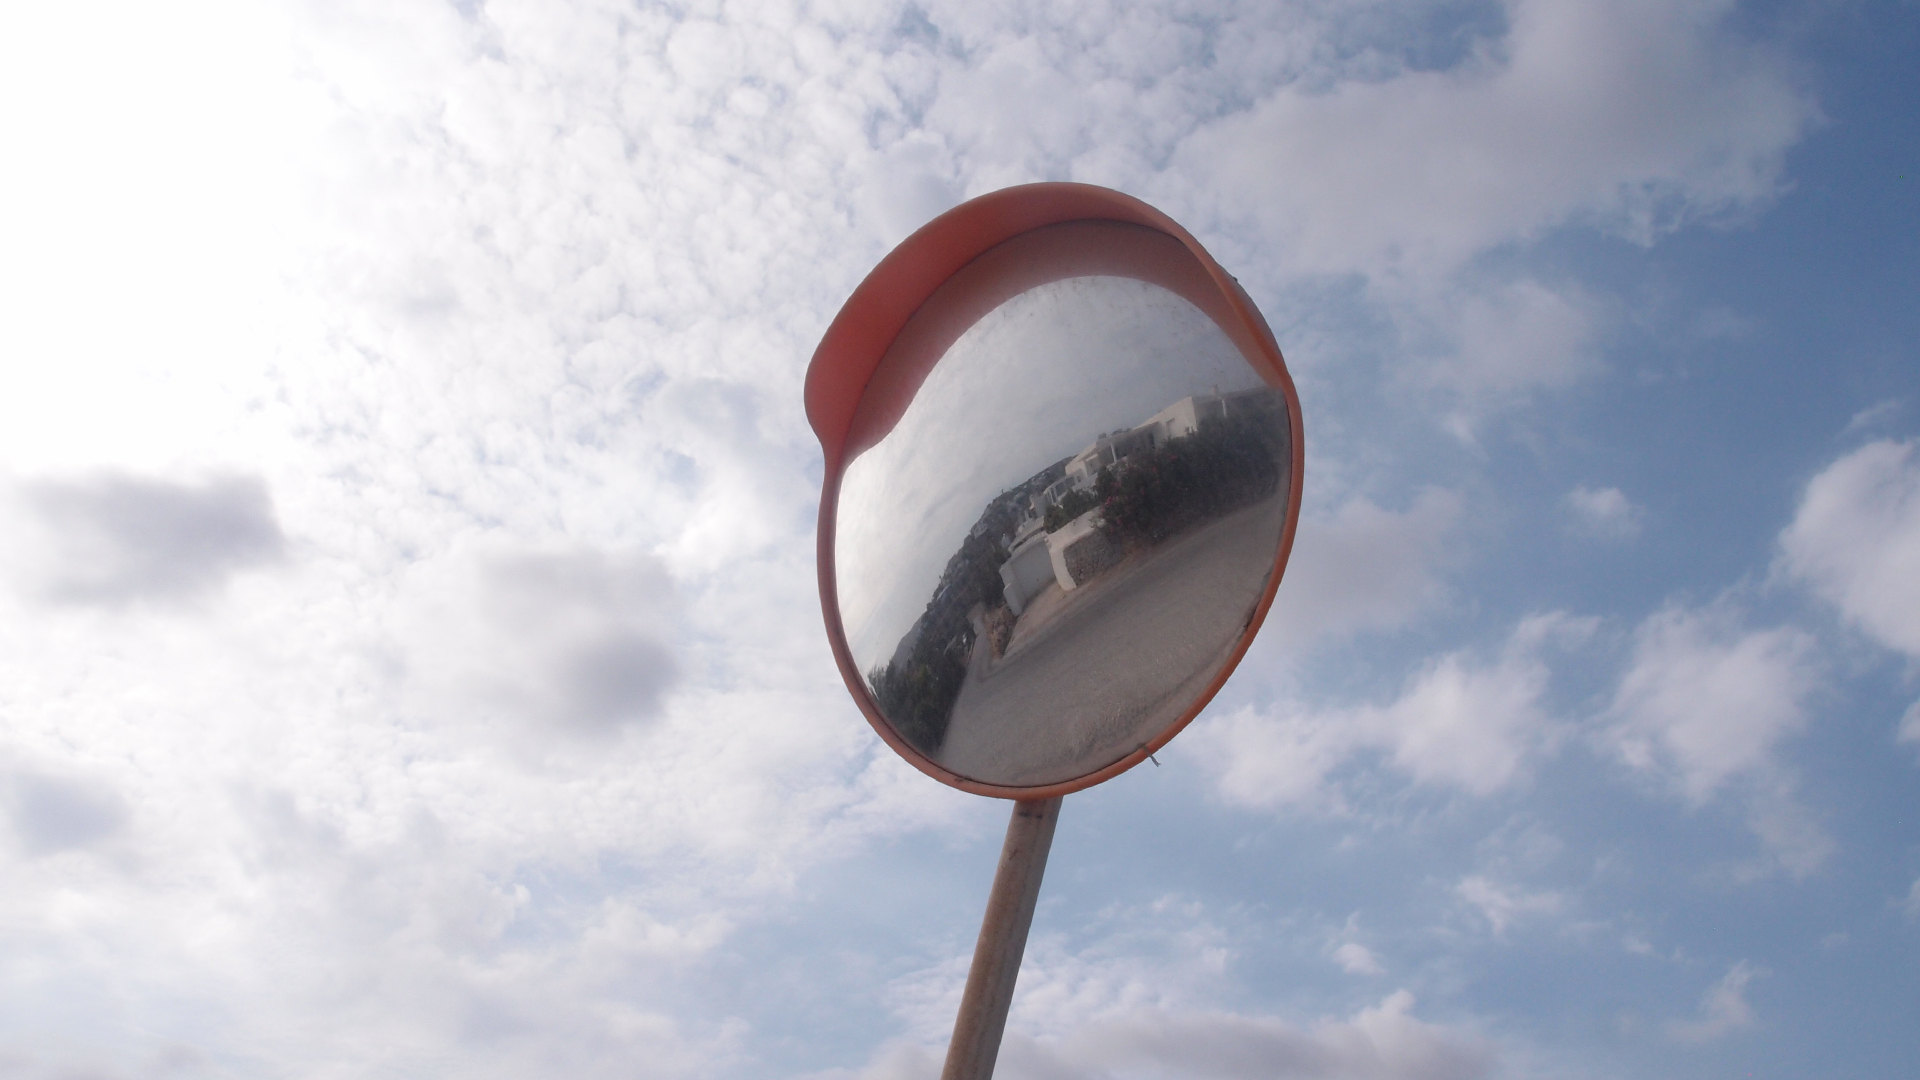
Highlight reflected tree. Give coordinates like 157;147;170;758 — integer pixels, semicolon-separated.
1098;396;1285;548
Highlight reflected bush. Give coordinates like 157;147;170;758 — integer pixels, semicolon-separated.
1044;487;1099;532
867;530;1007;753
868;645;967;754
1098;407;1283;548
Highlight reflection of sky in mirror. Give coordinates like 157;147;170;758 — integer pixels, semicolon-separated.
837;276;1262;673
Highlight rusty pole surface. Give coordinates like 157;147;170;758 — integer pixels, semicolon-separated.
940;796;1064;1080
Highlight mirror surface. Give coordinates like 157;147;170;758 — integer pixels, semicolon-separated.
834;259;1293;788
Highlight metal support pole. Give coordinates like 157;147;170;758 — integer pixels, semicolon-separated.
941;796;1064;1080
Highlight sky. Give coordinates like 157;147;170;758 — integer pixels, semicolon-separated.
0;1;1915;1078
835;275;1258;671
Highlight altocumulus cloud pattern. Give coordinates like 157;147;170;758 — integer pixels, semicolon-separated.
0;1;1916;1078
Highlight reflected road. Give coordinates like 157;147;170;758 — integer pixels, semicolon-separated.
937;494;1285;786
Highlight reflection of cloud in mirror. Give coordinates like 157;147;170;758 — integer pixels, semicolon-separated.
836;275;1261;673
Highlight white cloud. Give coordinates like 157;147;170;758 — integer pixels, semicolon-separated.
1844;399;1903;435
2;473;285;607
997;991;1495;1080
1901;878;1920;920
1422;278;1602;440
1564;485;1643;540
1158;0;1811;435
1176;0;1815;280
1668;962;1762;1044
1193;613;1588;808
482;556;676;720
0;3;309;477
1740;791;1833;880
1446;280;1598;399
852;964;1496;1080
853;134;963;246
0;762;130;857
1607;606;1819;803
1606;604;1830;874
1323;912;1387;976
0;774;755;1079
1374;624;1563;795
1261;489;1463;653
1780;440;1920;657
1334;942;1387;976
888;898;1237;1047
1455;875;1563;937
1190;699;1363;813
398;545;682;744
808;1040;942;1080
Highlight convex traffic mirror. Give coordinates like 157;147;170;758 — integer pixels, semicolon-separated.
807;184;1303;797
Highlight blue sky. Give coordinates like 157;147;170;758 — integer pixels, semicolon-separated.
0;1;1916;1078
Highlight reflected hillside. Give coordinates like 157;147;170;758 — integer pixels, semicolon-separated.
867;386;1287;757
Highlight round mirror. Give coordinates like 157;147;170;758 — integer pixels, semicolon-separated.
808;185;1302;797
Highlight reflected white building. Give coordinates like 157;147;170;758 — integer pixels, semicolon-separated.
999;533;1054;615
998;388;1270;616
1065;389;1263;485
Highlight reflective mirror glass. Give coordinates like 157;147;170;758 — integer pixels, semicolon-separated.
833;237;1294;788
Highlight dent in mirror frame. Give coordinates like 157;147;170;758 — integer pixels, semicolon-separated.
833;222;1294;789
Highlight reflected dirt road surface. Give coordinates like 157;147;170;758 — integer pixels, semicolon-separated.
936;494;1285;786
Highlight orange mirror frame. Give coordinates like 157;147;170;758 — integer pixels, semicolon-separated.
807;182;1305;799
